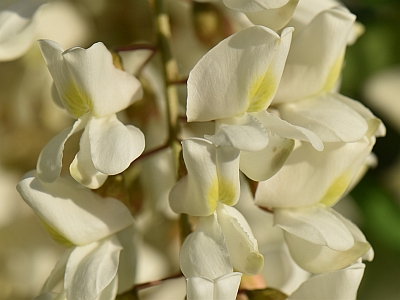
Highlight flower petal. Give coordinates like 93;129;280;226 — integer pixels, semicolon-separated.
245;0;299;31
206;114;269;152
65;236;122;300
255;138;374;208
217;205;264;275
223;0;289;12
187;26;292;121
41;248;73;293
274;206;354;251
278;93;368;142
213;272;242;300
70;122;108;189
240;131;294;181
169;139;219;216
16;172;134;245
284;231;370;274
169;139;240;215
274;8;355;103
37;116;87;183
89;115;145;175
38;39;143;118
288;263;365;300
180;214;233;279
0;0;45;61
186;277;214;300
253;111;323;151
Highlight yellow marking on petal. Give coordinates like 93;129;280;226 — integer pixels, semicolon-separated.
247;68;277;112
321;51;345;93
319;170;352;207
38;217;75;247
62;80;92;118
207;178;219;212
218;177;237;206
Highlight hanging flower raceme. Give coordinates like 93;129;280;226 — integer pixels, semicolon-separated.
0;0;46;61
16;171;137;299
36;40;145;189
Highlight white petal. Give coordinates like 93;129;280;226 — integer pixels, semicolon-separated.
288;263;365;299
89;115;145;175
217;205;264;275
16;173;134;245
284;231;370;274
169;139;219;216
274;206;354;251
65;236;122;300
213;272;242;300
240;131;294;181
187;26;292;121
70;122;108;189
169;139;240;215
255;138;374;208
278;93;368;142
206;114;269;151
186;277;214;300
0;0;45;61
38;39;142;118
223;0;289;12
245;0;299;31
274;8;356;103
37;117;87;183
253;111;323;151
180;214;233;279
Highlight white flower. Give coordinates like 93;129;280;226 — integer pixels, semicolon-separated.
186;25;323;182
36;40;145;188
0;0;46;61
180;214;242;300
16;171;137;299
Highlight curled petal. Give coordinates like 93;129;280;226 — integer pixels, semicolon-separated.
0;0;45;61
89;115;145;175
180;214;233;279
37;116;87;183
245;0;299;31
254;111;323;151
38;39;142;118
217;205;264;275
274;206;354;251
240;131;294;181
70;122;108;189
288;264;365;300
278;93;368;142
206;114;269;152
16;172;134;245
65;237;122;300
284;230;370;274
187;26;292;121
223;0;289;12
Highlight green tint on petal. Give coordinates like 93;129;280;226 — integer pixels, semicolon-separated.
208;178;220;213
320;51;344;93
39;217;75;247
247;68;277;112
319;170;352;207
62;79;92;118
218;178;237;206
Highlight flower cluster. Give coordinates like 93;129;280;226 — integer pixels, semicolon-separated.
2;0;385;299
